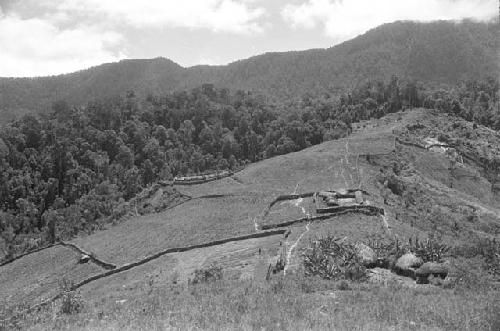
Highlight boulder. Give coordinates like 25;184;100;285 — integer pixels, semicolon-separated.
355;243;377;267
394;253;423;278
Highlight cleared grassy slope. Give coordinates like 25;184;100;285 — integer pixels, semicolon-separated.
18;278;500;331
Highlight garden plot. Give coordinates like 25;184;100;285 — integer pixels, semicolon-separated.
0;245;103;317
80;233;284;304
72;194;269;266
282;213;388;274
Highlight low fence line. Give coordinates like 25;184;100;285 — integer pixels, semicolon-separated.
69;229;288;291
0;229;287;323
426;143;452;149
268;192;316;209
316;205;384;215
173;176;222;185
59;242;116;270
173;167;246;186
261;205;385;230
395;137;426;150
0;243;59;267
0;293;63;325
192;193;247;200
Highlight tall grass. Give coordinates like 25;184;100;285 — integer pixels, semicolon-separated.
9;275;500;331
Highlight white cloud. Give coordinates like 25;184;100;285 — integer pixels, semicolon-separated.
0;0;267;77
282;0;498;42
58;0;267;34
0;11;125;77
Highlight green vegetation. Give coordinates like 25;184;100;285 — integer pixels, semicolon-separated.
302;235;366;281
189;264;224;285
58;279;85;315
0;20;497;121
7;276;499;331
0;18;499;331
0;74;498;262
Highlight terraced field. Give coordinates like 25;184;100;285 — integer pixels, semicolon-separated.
0;245;104;316
80;233;284;305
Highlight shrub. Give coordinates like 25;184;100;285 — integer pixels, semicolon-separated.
479;238;500;276
302;234;366;281
411;233;449;263
190;264;223;285
58;279;84;315
337;280;350;290
366;234;406;261
452;238;500;277
366;233;449;265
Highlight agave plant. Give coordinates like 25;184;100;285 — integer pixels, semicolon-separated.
302;234;366;281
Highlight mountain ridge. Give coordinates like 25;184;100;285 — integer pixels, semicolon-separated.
0;19;497;122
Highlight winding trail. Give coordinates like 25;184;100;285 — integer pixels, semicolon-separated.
380;214;392;234
283;184;313;276
284;222;310;276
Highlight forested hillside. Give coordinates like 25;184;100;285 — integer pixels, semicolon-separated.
0;20;497;122
0;75;498;261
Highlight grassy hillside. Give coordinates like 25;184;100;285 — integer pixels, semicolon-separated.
1;109;499;330
0;20;497;122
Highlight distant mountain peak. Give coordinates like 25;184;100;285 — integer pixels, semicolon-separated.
0;20;497;122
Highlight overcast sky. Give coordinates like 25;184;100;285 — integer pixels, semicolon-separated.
0;0;497;77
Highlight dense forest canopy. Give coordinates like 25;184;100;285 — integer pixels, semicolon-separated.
0;20;497;123
0;76;498;261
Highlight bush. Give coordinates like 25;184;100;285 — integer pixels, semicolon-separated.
302;234;366;281
367;234;406;262
366;233;449;265
479;239;500;276
190;264;223;285
411;233;449;263
452;238;500;277
58;279;84;315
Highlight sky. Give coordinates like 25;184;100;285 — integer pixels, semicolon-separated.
0;0;497;77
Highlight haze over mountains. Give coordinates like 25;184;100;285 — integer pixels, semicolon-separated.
0;19;497;122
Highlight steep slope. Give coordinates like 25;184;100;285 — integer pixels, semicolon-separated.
1;109;499;319
0;20;497;122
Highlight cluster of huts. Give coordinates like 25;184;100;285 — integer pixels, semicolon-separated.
315;189;365;207
313;189;376;214
173;170;233;185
